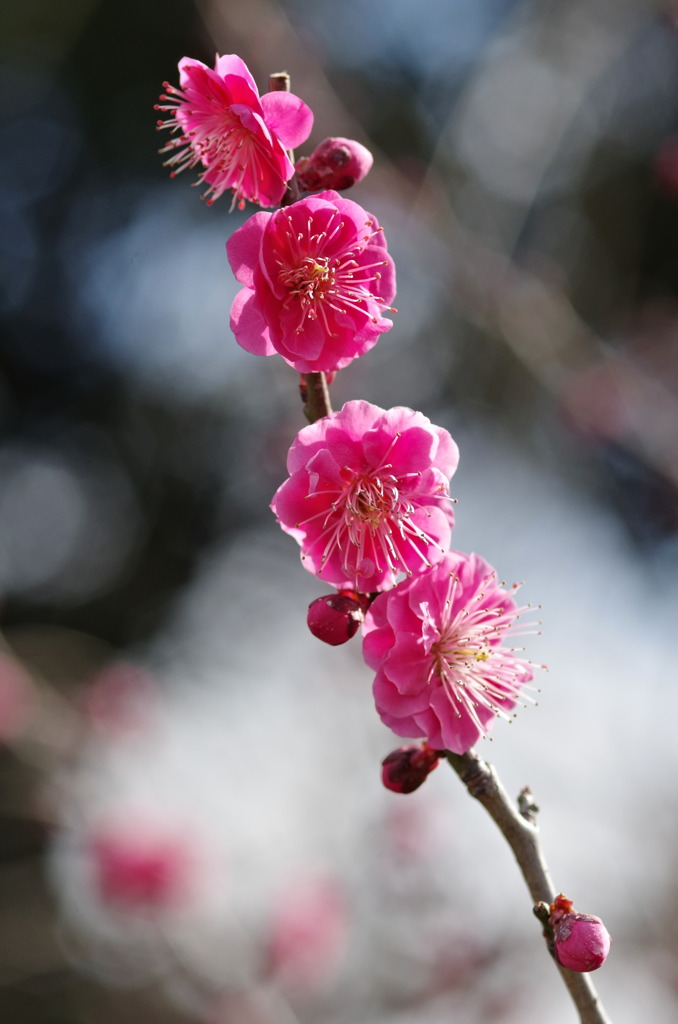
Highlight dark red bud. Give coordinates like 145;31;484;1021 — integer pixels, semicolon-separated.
381;743;440;794
307;592;364;645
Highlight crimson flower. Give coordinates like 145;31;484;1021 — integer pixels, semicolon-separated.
227;191;396;372
362;551;537;753
156;54;313;208
271;401;458;593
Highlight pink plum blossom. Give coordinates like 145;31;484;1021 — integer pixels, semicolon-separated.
266;876;346;993
156;54;313;208
227;191;396;372
362;551;537;753
82;661;157;736
271;401;458;592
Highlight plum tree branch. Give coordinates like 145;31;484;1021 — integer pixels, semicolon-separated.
444;749;612;1024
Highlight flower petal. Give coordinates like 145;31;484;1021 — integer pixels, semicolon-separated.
230;289;275;356
226;212;270;287
260;91;314;150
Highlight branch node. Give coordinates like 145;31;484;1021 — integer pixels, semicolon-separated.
518;785;540;824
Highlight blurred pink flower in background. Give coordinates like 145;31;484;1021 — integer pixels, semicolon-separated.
363;551;536;752
265;875;347;994
271;401;458;592
88;818;195;911
227;191;396;372
156;54;313;208
82;661;157;737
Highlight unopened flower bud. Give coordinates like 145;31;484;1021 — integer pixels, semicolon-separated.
307;592;364;645
549;894;611;972
295;137;374;193
381;743;440;794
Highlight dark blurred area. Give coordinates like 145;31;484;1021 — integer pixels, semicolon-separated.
3;0;678;645
2;0;678;1021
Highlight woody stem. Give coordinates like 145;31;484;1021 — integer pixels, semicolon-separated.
444;749;613;1024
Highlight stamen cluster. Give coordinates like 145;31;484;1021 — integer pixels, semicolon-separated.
363;552;537;753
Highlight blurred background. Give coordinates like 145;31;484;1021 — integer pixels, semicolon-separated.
2;0;678;1021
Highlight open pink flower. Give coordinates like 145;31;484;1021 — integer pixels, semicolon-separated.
271;401;458;592
363;551;537;753
156;54;313;208
227;192;396;372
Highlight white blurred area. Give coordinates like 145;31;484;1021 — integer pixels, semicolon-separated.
3;0;678;1021
46;433;678;1023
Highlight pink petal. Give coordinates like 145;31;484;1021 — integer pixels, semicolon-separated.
362;626;393;671
383;636;430;693
213;53;260;96
329;401;380;442
375;676;431;721
304;447;346;489
226;212;270;287
177;56;210;88
270;477;309;534
260;92;314;150
432;427;460;478
277;314;327;363
230;289;275;356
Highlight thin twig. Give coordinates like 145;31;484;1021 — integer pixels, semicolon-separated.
444;749;613;1024
268;71;300;206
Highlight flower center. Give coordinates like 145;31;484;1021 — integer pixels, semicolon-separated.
434;633;492;671
423;573;540;738
281;257;336;314
275;210;395;335
348;474;401;528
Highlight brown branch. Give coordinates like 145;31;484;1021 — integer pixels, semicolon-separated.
266;70;329;424
444;749;613;1024
300;372;333;423
268;71;299;206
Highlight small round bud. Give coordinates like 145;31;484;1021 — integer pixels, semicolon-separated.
307;592;364;645
295;137;374;193
381;743;440;794
549;894;611;972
